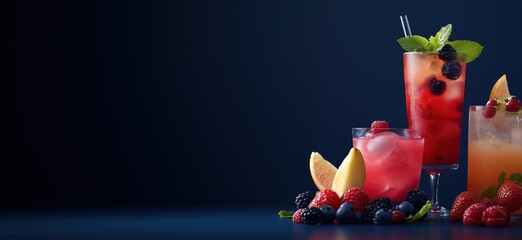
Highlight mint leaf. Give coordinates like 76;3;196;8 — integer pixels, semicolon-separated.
480;186;497;199
498;171;506;185
427;24;452;52
406;201;431;222
278;210;294;218
448;40;483;63
398;35;429;52
508;173;522;184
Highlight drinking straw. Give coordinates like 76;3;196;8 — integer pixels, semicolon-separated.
400;15;412;37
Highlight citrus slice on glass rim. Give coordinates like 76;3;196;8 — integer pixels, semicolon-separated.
489;74;511;100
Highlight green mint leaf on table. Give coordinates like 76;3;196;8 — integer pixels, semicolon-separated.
405;201;431;222
278;210;294;218
480;186;497;199
448;40;484;63
398;35;429;52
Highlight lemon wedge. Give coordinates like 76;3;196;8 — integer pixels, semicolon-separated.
331;148;366;198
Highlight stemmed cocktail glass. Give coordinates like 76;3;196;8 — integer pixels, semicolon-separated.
401;16;467;217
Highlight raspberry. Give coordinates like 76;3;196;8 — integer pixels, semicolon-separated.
482;206;510;227
463;203;487;226
301;207;322;225
496;182;522;212
480;197;496;208
342;187;370;213
486;99;498;107
309;189;342;210
482;106;496;118
391;210;406;224
371;120;389;129
427;78;446;95
370;120;389;134
442;60;462;80
505;97;521;112
406;189;428;212
292;208;304;224
450;191;479;222
295;191;314;209
438;44;457;61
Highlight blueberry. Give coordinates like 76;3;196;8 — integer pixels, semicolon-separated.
336;202;354;224
438;44;457;61
397;201;416;216
442;60;462;80
373;208;392;224
427;78;446;95
354;211;365;223
319;205;336;224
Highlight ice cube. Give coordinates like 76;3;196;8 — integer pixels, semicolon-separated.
511;126;522;145
366;132;399;158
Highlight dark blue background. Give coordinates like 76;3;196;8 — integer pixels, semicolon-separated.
3;0;522;209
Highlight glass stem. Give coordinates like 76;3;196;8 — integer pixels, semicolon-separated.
429;171;441;212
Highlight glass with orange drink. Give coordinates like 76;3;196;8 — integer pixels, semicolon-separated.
468;75;522;215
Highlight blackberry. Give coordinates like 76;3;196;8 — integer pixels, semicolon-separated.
364;197;392;223
438;44;457;61
442;60;462;80
301;207;322;225
295;191;314;209
406;189;428;212
427;77;446;95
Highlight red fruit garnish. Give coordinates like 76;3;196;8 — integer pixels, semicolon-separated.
391;210;406;224
370;120;389;134
463;203;487;226
496;182;522;212
482;106;497;118
482;206;510;227
308;189;342;210
486;98;498;107
341;187;370;213
292;208;304;224
480;197;496;208
450;191;480;222
505;97;521;112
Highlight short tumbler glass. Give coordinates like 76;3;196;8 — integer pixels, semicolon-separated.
353;128;424;202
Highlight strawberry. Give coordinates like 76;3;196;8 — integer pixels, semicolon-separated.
391;210;406;224
341;187;370;213
370;120;389;134
482;206;510;227
480;197;496;208
450;191;479;222
309;189;342;210
463;203;487;226
496;182;522;212
292;208;304;224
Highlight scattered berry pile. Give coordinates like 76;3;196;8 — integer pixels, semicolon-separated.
291;187;429;225
449;181;522;227
482;96;521;118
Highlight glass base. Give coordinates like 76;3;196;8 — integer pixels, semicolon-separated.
427;205;449;218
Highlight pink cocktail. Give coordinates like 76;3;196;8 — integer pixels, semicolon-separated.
353;128;424;202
